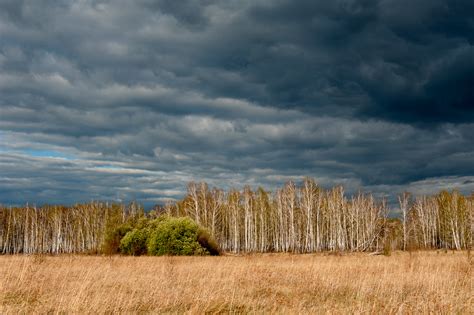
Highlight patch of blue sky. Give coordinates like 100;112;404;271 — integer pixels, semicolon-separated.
22;149;75;160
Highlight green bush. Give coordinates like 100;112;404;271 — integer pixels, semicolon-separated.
147;217;219;256
107;215;220;256
119;228;149;256
118;216;173;256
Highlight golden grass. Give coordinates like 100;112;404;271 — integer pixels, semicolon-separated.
0;251;472;314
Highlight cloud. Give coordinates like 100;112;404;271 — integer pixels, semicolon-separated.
0;0;473;208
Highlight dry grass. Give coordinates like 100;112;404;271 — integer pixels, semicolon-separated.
0;251;472;314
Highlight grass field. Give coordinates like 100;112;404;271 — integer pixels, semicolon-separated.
0;251;472;314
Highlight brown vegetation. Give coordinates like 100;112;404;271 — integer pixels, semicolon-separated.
0;251;471;313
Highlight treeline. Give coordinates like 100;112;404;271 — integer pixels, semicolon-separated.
169;179;387;253
0;178;472;254
0;202;143;254
169;180;472;253
399;191;472;250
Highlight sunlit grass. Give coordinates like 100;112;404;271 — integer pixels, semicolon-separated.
0;251;471;313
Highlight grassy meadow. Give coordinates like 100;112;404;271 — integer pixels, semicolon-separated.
1;251;472;314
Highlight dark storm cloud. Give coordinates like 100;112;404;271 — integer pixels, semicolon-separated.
0;0;473;207
204;0;474;124
140;0;216;28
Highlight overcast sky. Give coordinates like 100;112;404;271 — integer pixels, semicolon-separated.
1;0;473;209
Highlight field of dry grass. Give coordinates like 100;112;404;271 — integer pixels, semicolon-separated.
0;251;472;314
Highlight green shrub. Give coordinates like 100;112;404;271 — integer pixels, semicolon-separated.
119;228;149;256
105;215;220;256
147;217;219;256
117;217;167;256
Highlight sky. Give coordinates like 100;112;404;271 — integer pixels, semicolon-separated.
0;0;473;209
